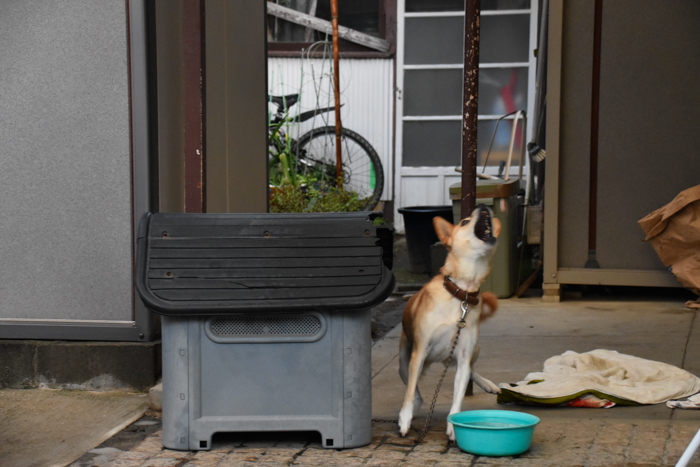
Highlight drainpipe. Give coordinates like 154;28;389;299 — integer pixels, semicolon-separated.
585;0;603;268
461;0;481;219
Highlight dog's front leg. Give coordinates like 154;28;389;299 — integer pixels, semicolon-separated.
446;349;473;441
398;344;428;437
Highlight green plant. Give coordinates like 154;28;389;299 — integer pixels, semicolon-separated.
270;183;371;213
269;118;299;187
268;102;371;213
372;217;393;229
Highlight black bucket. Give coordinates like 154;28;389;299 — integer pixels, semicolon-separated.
398;206;454;274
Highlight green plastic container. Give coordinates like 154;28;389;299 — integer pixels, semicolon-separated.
449;179;522;298
447;410;540;457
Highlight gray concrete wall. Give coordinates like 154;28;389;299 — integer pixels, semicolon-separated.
0;1;134;321
0;339;160;391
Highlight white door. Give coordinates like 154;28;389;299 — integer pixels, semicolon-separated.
395;0;538;231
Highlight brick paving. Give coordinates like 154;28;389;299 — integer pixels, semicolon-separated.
68;295;700;467
70;416;700;467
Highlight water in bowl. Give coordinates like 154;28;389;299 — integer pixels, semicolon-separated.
465;420;521;429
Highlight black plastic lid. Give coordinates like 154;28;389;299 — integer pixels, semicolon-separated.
135;212;395;316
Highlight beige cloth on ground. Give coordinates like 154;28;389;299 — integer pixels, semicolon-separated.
499;349;700;405
667;393;700;409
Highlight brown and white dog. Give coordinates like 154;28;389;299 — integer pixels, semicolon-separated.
398;205;502;441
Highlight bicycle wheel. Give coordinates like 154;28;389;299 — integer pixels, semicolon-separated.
293;126;384;211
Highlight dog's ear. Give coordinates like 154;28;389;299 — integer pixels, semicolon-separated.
492;217;502;238
433;216;454;246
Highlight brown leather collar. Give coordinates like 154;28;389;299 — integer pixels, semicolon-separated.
443;276;480;305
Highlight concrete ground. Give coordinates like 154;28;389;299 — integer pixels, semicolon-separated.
0;389;148;467
60;294;700;467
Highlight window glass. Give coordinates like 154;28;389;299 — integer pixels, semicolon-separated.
481;15;530;63
403;67;528;116
406;0;530;12
402;119;525;167
270;17;307;42
404;16;464;64
402;121;462;167
403;70;463;116
477;118;525;168
268;0;380;42
479;67;529;115
482;0;530;9
404;15;530;64
315;0;380;37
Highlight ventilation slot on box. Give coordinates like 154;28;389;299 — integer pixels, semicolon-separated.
206;313;326;344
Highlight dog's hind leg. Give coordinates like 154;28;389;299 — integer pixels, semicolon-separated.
398;333;411;385
399;334;423;412
398;341;428;437
471;372;501;394
468;345;501;395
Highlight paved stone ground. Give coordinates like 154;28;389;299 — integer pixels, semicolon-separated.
66;241;700;467
70;413;700;467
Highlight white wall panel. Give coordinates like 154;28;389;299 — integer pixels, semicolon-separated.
444;175;461;203
400;176;441;207
268;57;394;200
396;170;463;232
396;175;446;232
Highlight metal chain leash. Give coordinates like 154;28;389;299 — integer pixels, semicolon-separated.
373;300;470;444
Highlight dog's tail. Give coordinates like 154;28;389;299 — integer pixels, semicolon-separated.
479;291;498;323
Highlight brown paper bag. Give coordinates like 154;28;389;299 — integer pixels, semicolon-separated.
638;185;700;301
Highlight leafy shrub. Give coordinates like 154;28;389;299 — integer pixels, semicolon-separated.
270;184;370;213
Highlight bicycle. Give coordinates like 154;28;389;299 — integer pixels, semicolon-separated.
268;93;384;211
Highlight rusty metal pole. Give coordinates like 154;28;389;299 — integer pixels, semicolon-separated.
461;0;481;220
330;0;343;188
183;0;205;213
462;0;480;397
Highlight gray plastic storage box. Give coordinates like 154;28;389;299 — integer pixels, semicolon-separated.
135;212;394;451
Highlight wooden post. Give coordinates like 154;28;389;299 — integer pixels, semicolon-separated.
183;0;205;213
461;0;480;220
330;0;343;187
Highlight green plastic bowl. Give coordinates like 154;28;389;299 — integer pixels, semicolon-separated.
447;410;540;457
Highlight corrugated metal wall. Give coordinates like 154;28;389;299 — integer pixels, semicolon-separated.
267;57;394;201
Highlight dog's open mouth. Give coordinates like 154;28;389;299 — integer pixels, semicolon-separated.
474;207;495;244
